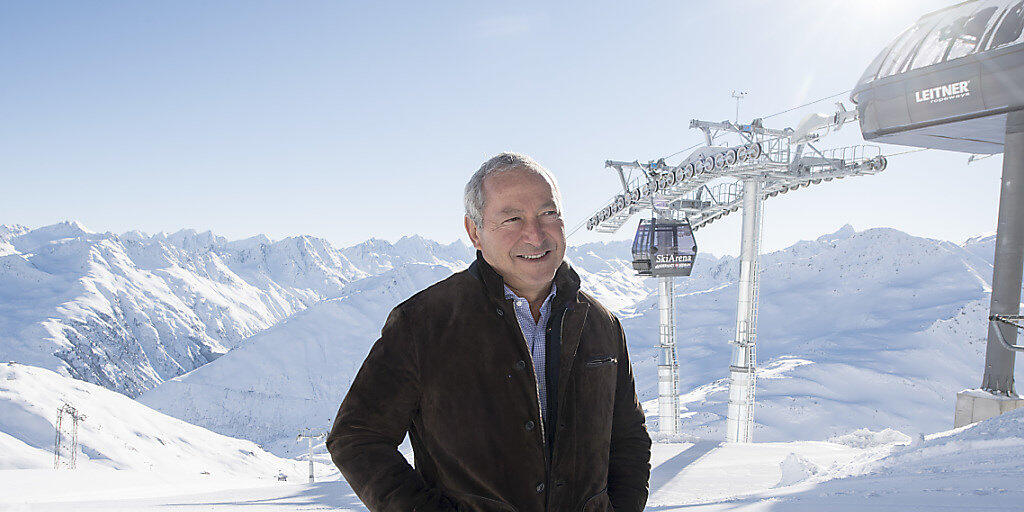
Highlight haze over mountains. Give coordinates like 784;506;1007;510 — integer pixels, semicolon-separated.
3;220;1020;457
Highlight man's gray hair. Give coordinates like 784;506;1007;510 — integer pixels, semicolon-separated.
464;152;563;227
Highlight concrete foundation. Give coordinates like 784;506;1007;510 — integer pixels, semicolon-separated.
953;388;1024;428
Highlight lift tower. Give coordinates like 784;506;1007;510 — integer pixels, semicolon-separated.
850;0;1024;425
54;403;86;470
297;429;326;483
587;108;886;441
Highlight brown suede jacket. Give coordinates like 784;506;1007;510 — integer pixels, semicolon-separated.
326;252;652;512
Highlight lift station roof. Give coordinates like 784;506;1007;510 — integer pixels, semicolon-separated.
852;0;1024;153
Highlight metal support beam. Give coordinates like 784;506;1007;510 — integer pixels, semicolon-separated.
981;111;1024;395
726;178;762;443
657;275;680;434
615;166;629;193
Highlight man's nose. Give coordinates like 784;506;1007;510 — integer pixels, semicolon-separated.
521;217;546;245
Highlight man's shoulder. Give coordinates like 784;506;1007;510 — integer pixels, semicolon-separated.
391;266;480;316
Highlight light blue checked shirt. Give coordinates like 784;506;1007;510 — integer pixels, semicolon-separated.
504;283;557;422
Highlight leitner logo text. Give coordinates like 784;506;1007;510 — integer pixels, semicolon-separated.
914;80;970;104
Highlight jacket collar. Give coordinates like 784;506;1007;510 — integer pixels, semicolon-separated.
468;250;581;307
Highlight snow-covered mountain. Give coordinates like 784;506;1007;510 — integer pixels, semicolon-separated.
339;235;473;274
5;220;1024;511
0;221;472;397
137;224;1021;452
0;362;306;478
140;263;458;451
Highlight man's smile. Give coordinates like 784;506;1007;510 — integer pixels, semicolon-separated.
517;249;552;261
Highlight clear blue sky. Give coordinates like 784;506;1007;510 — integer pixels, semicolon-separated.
1;0;1000;256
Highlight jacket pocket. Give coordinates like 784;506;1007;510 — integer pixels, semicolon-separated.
584;355;618;367
581;487;611;512
453;492;518;512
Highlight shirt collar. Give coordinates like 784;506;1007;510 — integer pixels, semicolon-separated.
503;282;558;307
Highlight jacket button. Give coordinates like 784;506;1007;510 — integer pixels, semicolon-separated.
495;307;504;317
524;420;535;431
535;483;545;493
558;423;567;431
506;373;512;379
515;360;526;370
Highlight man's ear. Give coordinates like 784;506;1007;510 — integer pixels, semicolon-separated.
465;216;483;250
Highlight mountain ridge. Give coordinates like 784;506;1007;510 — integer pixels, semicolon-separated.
0;221;473;397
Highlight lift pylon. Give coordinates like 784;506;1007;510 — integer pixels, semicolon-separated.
726;178;763;443
587;105;886;442
54;403;86;470
297;428;326;483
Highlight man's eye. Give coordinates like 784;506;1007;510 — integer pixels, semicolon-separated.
544;210;559;216
504;217;520;224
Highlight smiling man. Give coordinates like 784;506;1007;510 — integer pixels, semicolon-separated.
326;152;652;512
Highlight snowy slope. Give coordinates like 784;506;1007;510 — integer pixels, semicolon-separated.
0;362;306;479
142;225;1024;452
5;411;1022;511
618;226;1023;441
655;407;1024;511
756;407;1024;510
139;263;459;449
0;221;472;398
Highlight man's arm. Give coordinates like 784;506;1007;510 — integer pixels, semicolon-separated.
326;307;456;512
607;316;653;512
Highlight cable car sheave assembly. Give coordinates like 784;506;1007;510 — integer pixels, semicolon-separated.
586;111;888;442
847;0;1024;426
587;116;886;236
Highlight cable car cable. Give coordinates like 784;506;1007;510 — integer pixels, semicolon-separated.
883;147;929;158
566;216;590;239
762;89;853;120
658;88;855;162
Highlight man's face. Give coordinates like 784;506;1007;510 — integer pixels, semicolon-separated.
465;167;566;297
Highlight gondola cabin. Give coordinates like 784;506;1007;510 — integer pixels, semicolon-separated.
632;219;698;277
